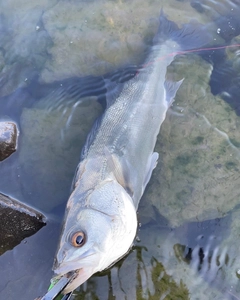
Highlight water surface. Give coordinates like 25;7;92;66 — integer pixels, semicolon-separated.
1;0;240;299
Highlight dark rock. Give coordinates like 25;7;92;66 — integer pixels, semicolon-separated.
0;193;46;255
0;121;18;161
191;1;205;14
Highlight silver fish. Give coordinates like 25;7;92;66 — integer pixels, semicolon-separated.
52;12;208;293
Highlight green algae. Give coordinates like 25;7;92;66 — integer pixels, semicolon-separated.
192;136;204;145
73;245;190;300
71;223;226;300
136;257;190;300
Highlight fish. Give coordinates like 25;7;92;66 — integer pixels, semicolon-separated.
52;11;210;294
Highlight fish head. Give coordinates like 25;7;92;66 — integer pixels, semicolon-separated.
53;179;137;293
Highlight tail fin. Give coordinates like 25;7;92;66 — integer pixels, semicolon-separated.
153;10;212;50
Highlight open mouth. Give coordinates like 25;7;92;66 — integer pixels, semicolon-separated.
52;269;80;288
52;267;94;294
43;270;79;298
36;271;80;299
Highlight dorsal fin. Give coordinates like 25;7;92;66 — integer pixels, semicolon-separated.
80;116;103;160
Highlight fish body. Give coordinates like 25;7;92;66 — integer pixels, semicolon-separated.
53;12;208;293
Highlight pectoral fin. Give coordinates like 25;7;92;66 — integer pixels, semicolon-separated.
142;152;159;193
104;147;134;197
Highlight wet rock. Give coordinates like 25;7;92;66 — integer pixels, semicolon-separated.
218;208;240;295
191;1;205;14
0;0;219;93
0;121;18;161
19;97;103;212
140;54;240;227
191;0;240;42
226;35;240;72
170;211;240;298
0;0;56;97
40;0;211;83
210;35;240;115
0;193;46;255
70;223;225;300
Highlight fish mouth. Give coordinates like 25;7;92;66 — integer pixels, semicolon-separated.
53;267;94;294
53;250;99;293
53;248;97;275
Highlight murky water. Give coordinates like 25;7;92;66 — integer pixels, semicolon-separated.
1;0;240;299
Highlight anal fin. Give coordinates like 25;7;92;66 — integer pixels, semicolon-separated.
165;79;184;106
142;152;159;193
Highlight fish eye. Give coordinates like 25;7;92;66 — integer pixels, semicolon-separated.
71;231;86;247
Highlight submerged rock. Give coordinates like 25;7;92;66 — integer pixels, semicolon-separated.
19;97;102;212
40;0;211;83
0;193;46;255
0;121;18;161
172;211;240;299
0;0;55;97
216;208;240;296
141;54;240;227
71;223;225;300
226;35;240;73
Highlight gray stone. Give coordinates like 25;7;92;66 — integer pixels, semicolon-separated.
66;224;225;300
140;54;240;227
0;121;18;161
0;193;46;255
0;0;56;97
40;0;214;83
19;97;103;212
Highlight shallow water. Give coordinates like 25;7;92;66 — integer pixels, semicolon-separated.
1;0;240;299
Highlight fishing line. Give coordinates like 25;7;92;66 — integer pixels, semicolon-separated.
140;43;240;70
